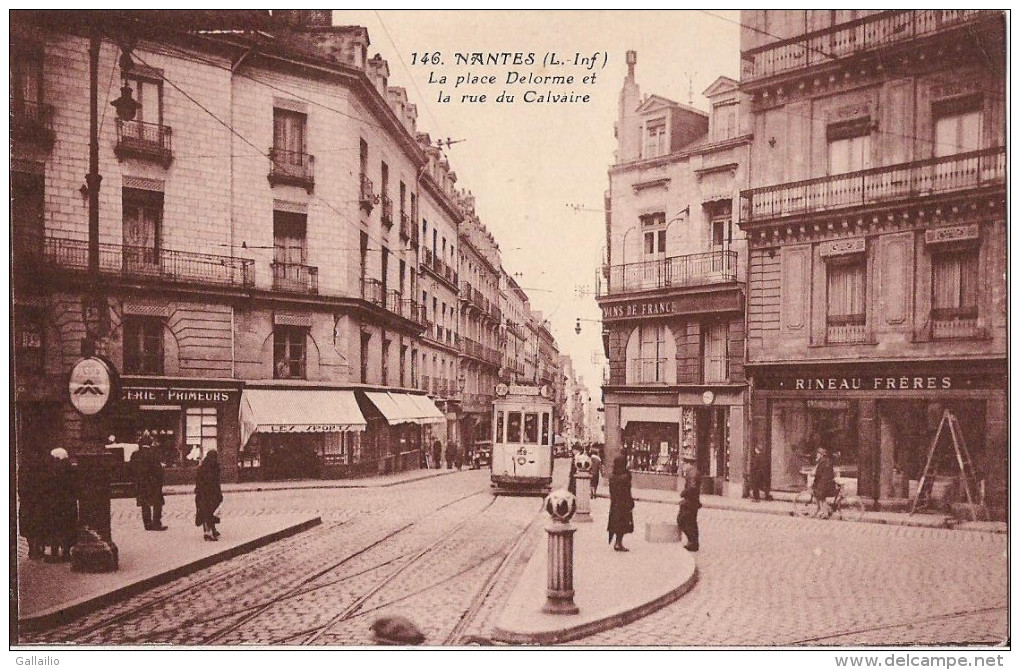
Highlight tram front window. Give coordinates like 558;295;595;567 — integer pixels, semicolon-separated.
541;413;550;445
524;413;539;443
495;411;505;443
507;412;522;443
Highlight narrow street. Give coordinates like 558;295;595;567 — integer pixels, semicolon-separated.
20;462;1006;647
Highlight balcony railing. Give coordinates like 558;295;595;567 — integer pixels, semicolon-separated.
268;148;315;191
741;147;1006;224
43;236;254;288
12;99;54;148
434;257;446;277
423;247;434;268
826;314;867;344
116;119;173;166
741;10;989;82
931;306;980;340
359;175;375;212
381;195;393;226
272;262;319;294
460;280;472;301
600;250;738;296
403;299;427;326
385;288;402;315
360;277;384;306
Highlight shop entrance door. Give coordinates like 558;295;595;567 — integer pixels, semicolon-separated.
695;407;729;494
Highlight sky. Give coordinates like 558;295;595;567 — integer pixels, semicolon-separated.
333;10;742;397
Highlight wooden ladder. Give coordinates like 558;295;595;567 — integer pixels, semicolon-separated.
910;409;979;515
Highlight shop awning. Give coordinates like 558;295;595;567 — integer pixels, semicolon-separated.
407;394;446;425
365;392;446;425
620;406;681;428
239;389;366;447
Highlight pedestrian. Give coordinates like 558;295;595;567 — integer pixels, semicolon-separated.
813;447;837;518
46;448;78;563
589;447;602;498
567;449;578;495
432;439;442;470
748;445;771;502
131;432;167;531
677;451;701;552
446;442;458;470
607;455;634;552
18;453;48;560
195;448;223;541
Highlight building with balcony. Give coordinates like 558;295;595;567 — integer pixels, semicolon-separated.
597;51;752;494
737;10;1006;516
500;270;531;384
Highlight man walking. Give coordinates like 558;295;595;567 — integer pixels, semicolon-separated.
748;445;771;501
677;451;701;552
131;432;167;530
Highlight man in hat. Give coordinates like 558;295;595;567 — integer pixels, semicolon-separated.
812;447;837;518
748;445;771;502
130;432;167;530
677;451;701;552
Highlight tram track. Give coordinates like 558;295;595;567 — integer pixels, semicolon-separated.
783;605;1009;646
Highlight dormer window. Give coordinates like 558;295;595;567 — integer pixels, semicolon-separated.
712;103;737;141
644;118;667;158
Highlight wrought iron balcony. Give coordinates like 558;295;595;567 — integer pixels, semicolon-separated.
43;236;254;288
598;250;738;297
826;314;867;344
741;10;990;83
116;119;174;167
360;277;384;306
272;262;318;294
740;147;1006;224
359;174;375;212
381;195;394;226
11;99;54;148
385;288;402;315
268;148;315;191
423;247;434;268
403;299;427;326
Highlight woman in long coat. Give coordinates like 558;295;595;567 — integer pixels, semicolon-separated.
607;455;634;551
195;449;223;541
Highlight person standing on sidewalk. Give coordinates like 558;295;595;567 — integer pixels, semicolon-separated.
131;433;167;531
589;447;602;498
748;445;771;502
607;455;634;552
46;448;77;563
446;442;459;469
432;439;442;470
813;447;837;518
677;451;701;552
195;448;223;541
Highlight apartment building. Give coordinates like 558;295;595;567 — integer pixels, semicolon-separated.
737;10;1006;515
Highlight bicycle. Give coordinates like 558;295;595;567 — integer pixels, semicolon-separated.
792;483;865;521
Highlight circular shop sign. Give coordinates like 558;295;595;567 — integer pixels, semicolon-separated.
69;357;113;415
495;383;509;397
702;390;715;405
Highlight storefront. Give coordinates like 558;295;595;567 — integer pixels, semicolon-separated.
605;386;746;495
107;377;243;485
238;385;367;481
360;391;445;473
749;361;1007;516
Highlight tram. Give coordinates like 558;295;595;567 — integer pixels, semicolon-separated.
490;383;555;495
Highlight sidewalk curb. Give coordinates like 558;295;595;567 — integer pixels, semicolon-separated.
492;565;699;646
19;516;322;633
162;469;458;497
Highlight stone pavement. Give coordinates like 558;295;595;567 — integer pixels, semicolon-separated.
492;496;697;645
15;468;455;633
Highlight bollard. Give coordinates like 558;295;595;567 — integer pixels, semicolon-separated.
542;490;579;615
573;472;593;522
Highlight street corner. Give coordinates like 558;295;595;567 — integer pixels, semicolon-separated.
491;500;697;645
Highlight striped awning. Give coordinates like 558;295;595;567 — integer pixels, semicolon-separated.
620;405;681;428
239;389;366;446
365;392;446;425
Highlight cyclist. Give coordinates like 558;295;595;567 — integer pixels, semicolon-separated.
812;447;838;518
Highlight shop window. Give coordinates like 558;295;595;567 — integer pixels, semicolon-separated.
827;118;872;175
701;321;729;383
124;316;164;375
15;307;44;375
184;407;217;467
323;432;359;466
644;118;667;158
769;400;859;492
826;259;866;344
274;326;307;379
931;247;979;338
624;420;679;475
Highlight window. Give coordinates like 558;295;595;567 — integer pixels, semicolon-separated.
641;212;667;258
702;321;729;383
826;259;867;343
644;118;667;158
626;323;675;384
122;188;163;272
495;411;505;443
713;103;737;141
827;118;872;175
124;316;164;375
274;211;307;288
932;248;979;321
360;332;371;383
541;412;550;445
359;138;368;175
15;307;44;375
524;413;539;444
274;326;307;379
507;412;522;443
185;408;217;467
128;74;163;127
707;200;733;250
933;97;982;158
382;338;391;385
11;51;42;113
400;344;408;387
360;231;369;279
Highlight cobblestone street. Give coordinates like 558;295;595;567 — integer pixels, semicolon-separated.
18;465;1007;647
